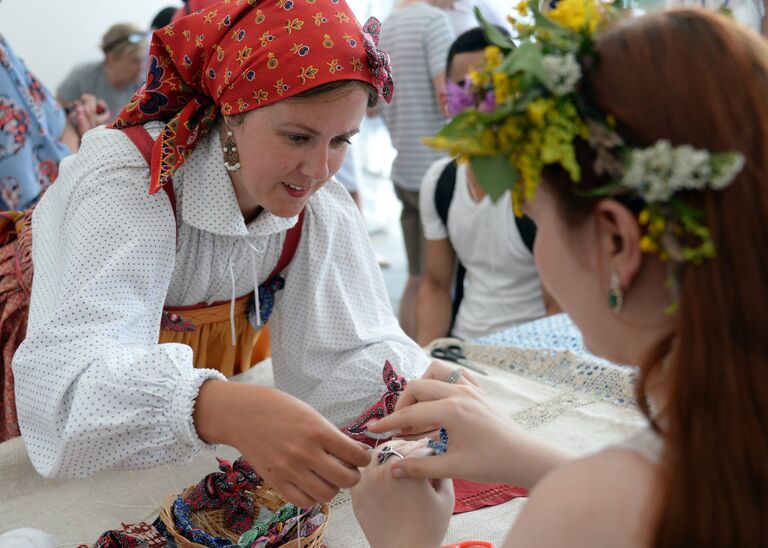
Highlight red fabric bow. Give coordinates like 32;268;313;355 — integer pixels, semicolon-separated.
343;360;407;446
183;456;262;534
361;18;393;103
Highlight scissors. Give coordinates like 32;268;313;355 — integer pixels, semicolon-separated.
430;344;488;376
441;542;495;548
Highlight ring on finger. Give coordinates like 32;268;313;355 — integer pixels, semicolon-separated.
444;369;463;384
377;446;405;465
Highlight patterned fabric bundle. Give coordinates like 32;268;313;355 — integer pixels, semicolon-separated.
0;209;33;442
237;504;324;547
183;457;263;535
110;0;394;195
342;360;407;445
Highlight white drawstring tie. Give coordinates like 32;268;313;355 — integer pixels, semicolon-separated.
227;239;267;346
245;240;266;327
228;261;237;346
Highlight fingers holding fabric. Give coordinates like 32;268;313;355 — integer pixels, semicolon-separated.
352;439;454;548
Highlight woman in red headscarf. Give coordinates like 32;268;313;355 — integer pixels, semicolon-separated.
11;0;465;508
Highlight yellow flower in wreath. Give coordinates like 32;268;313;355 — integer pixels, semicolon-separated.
484;45;503;70
547;0;604;34
493;72;511;104
526;98;553;126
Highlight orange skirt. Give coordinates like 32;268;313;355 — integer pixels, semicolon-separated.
159;294;270;377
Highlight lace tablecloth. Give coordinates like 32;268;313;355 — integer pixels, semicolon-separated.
0;315;646;545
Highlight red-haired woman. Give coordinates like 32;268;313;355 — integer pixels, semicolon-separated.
12;0;458;508
355;5;768;547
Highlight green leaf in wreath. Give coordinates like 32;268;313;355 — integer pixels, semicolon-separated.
474;6;515;50
498;42;549;88
470;155;520;201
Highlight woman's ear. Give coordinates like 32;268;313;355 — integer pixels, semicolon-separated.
593;198;643;290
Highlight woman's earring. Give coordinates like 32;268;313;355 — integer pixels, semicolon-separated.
222;129;241;172
608;272;624;314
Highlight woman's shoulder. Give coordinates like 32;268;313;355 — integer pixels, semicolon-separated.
50;123;163;201
61;60;103;84
74;122;164;171
505;448;659;547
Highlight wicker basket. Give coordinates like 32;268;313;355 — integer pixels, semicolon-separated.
158;482;330;548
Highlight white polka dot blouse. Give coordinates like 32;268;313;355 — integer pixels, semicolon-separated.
13;121;429;478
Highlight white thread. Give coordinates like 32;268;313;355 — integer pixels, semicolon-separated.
229;261;237;346
246;240;266;326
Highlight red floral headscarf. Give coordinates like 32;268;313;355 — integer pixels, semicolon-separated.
110;0;393;195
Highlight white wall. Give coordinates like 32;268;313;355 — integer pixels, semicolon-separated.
0;0;396;94
0;1;181;91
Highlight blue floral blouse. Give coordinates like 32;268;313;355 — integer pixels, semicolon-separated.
0;34;70;210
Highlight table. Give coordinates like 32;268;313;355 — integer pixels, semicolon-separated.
0;315;646;546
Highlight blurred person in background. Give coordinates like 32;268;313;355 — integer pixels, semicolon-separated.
57;23;147;118
0;29;109;441
150;6;179;31
434;0;512;34
378;0;455;338
0;34;106;211
417;27;555;346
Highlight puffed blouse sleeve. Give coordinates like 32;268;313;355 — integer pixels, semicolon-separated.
267;181;431;427
12;127;225;478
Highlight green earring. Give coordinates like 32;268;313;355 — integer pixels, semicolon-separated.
608;273;624;314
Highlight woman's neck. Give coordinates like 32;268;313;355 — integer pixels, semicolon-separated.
465;166;487;203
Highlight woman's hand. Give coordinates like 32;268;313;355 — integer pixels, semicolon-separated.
368;380;569;488
194;380;370;508
419;359;481;387
352;439;454;548
66;94;111;135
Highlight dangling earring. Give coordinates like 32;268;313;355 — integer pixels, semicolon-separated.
222;129;241;172
608;272;624;314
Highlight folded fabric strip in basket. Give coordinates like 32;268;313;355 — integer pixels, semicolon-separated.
237;504;325;547
183;457;263;535
90;518;169;548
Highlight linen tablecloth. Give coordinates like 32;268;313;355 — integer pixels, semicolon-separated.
0;315;646;546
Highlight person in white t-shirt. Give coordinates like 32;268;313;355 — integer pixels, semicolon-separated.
416;28;557;345
442;0;513;34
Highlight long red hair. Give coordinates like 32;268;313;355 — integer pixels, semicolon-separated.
546;9;768;546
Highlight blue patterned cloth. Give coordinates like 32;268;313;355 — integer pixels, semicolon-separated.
474;313;607;362
427;427;449;455
473;314;637;406
246;275;286;329
0;34;70;210
172;496;236;548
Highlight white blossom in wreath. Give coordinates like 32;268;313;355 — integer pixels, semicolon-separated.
541;52;581;96
621;140;744;203
710;153;746;190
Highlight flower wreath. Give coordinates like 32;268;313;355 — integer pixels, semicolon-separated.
426;0;745;265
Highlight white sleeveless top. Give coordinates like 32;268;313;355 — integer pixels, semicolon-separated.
613;428;664;464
